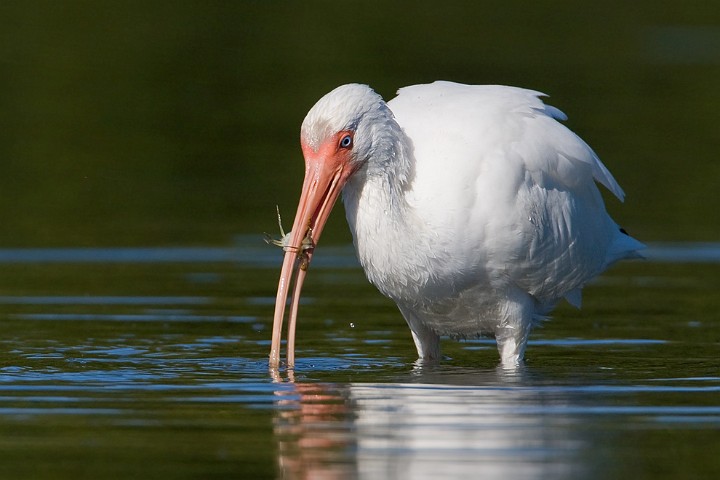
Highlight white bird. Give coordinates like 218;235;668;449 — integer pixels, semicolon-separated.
269;81;644;369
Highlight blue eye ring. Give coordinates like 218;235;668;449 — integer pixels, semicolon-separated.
339;134;353;149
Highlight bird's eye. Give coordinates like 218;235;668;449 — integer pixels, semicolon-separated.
339;134;353;149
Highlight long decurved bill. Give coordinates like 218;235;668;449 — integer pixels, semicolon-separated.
269;136;355;369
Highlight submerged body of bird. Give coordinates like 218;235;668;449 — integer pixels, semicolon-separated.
269;81;644;369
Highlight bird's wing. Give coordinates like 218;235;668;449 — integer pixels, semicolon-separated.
387;81;628;302
391;81;625;201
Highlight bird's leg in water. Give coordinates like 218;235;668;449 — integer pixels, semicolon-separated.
495;292;534;368
397;304;441;360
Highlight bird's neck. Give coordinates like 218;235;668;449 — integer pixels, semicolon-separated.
344;112;413;219
342;120;424;301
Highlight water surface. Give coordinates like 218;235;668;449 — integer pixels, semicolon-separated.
0;244;718;479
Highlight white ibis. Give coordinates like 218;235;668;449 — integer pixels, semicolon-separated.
269;81;644;369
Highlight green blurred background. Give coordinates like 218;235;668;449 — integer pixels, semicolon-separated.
1;1;718;247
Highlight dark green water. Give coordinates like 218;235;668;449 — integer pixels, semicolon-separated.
1;2;720;479
0;244;718;479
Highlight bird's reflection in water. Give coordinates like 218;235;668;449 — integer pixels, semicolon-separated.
272;366;588;480
272;370;357;479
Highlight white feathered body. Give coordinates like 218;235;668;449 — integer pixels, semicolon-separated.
337;82;642;362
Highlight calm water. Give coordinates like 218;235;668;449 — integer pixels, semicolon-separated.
0;242;718;479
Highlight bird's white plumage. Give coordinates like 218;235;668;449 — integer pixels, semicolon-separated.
297;81;644;366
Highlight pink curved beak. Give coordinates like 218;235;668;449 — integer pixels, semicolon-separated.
269;134;356;369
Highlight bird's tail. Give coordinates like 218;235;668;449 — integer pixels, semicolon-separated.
605;226;646;267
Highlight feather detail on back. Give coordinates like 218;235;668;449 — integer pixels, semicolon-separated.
393;81;625;201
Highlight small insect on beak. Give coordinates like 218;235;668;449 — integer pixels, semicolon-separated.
264;206;315;267
268;132;356;369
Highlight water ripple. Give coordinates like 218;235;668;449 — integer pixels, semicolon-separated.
0;242;717;266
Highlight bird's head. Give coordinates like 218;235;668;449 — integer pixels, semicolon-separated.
300;83;389;169
269;84;398;369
